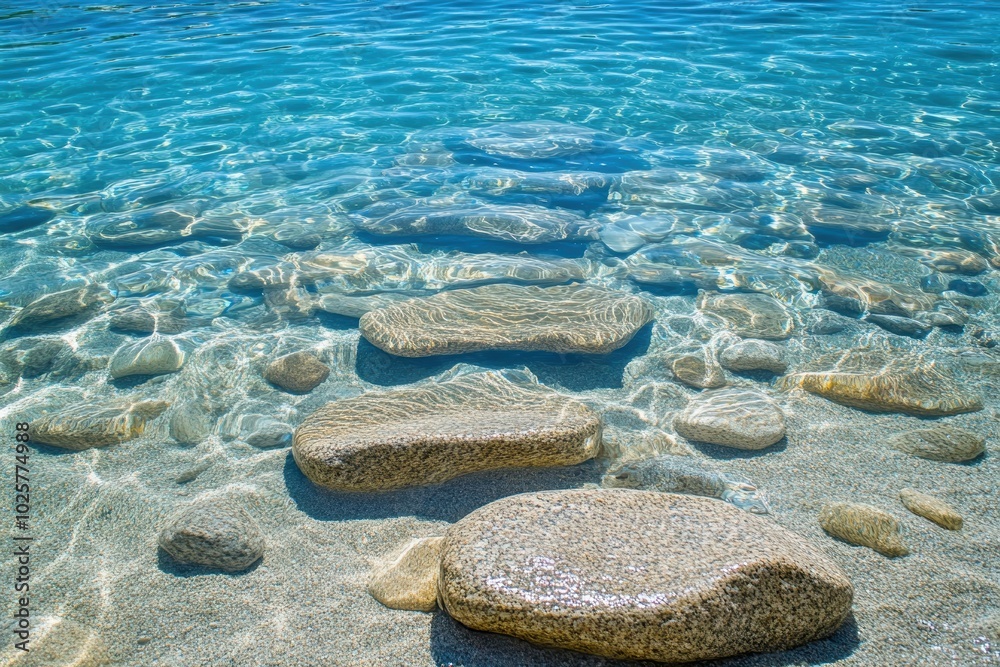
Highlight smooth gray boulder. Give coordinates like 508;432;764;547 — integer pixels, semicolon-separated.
264;351;330;394
32;399;169;450
438;489;853;663
158;496;264;571
292;372;601;491
8;284;114;329
719;339;788;374
109;336;185;379
698;292;794;340
674;388;786;449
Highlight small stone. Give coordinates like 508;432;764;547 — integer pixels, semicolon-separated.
21;339;71;378
805;309;852;335
818;502;908;557
864;314;932;339
888;425;985;462
438;489;853;663
32;399;169;450
158;496;264;571
948;279;987;297
109;308;194;334
169;405;213;445
719;339;788;374
697;292;794;340
671;353;726;389
175;461;212;485
919;274;951;293
245;421;293;449
0;204;55;234
674;388;786;450
8;285;114;329
292;372;601;492
787;366;983;417
263;351;330;394
109;337;185;379
899;488;962;530
359;284;653;357
368;537;445;612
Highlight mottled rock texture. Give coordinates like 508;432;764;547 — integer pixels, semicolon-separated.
158;497;264;572
698;292;794;340
359;284;653;357
819;502;909;557
899;489;963;530
368;537;445;612
889;425;985;462
32;400;169;450
671;353;726;389
438;489;853;663
292;373;601;492
109;336;185;379
264;351;330;394
787;366;982;417
674;388;786;450
8;284;114;329
719;339;788;374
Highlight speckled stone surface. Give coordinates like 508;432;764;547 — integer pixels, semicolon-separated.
158;496;264;572
899;488;963;530
359;284;653;357
671;353;726;389
438;489;853;663
292;372;602;491
368;537;445;612
697;292;794;340
108;336;186;379
787;366;983;417
889;424;986;462
719;339;788;374
263;351;330;394
7;284;114;329
32;400;169;450
819;502;909;558
674;388;786;450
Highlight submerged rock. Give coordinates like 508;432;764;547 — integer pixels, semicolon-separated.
438;489;853;663
719;339;788;374
888;425;985;462
671;352;726;389
8;284;114;329
32;399;169;450
698;292;794;340
819;502;909;557
109;336;186;379
0;204;56;234
674;388;786;450
169;404;214;445
602;456;770;513
899;488;963;530
786;366;982;417
264;351;330;394
158;496;264;572
359;284;653;357
292;372;601;492
864;314;932;339
368;537;445;612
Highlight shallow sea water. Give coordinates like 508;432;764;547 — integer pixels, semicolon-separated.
1;1;999;665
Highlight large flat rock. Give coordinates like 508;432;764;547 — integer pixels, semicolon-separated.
438;489;853;663
359;284;653;357
292;373;601;492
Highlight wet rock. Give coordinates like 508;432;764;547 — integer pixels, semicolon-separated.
109;336;186;379
888;425;985;462
158;496;264;571
719;339;787;374
948;279;987;297
697;292;794;340
7;285;114;329
32;399;169;450
602;456;770;514
89;206;244;248
21;339;72;378
970;326;999;348
108;308;196;334
916;304;968;328
292;372;601;492
263;351;330;394
899;488;962;530
438;489;853;663
674;388;786;450
817;268;936;317
175;460;212;485
359;284;653;357
819;502;909;557
786;366;983;417
805;309;853;335
671;353;726;389
368;537;445;612
169;404;213;445
0;204;56;234
245;420;293;449
263;284;315;320
919;274;951;294
864;314;932;339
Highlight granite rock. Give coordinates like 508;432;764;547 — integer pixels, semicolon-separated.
698;292;794;340
719;339;788;374
438;489;853;663
674;388;786;450
8;285;114;329
158;496;264;571
899;488;962;530
819;502;909;557
109;336;186;379
264;351;330;394
888;425;985;462
292;372;601;491
864;314;932;339
169;404;213;445
32;399;169;450
671;353;726;389
359;284;653;357
368;537;445;612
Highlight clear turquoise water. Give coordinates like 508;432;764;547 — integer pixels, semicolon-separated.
1;2;999;665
